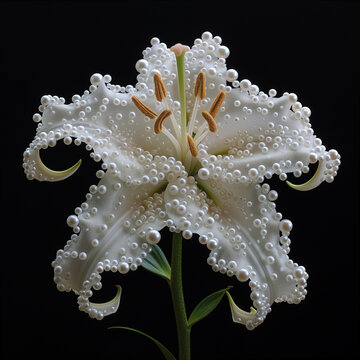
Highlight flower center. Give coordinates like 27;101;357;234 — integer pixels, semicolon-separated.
131;44;226;174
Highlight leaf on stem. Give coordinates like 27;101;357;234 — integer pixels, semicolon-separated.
108;326;177;360
141;244;171;281
187;287;229;327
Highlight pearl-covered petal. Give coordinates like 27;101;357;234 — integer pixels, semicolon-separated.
194;176;308;330
52;170;167;319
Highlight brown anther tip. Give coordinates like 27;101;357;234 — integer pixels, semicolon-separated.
131;96;157;119
187;135;198;157
194;72;206;100
209;91;226;118
154;109;172;134
154;73;167;102
170;43;189;56
201;111;217;133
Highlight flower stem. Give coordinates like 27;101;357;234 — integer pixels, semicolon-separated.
170;232;191;360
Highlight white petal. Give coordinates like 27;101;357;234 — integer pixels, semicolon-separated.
194;176;308;329
196;87;340;188
52;170;167;319
23;78;179;182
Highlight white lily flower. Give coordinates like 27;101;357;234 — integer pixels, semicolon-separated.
23;31;340;329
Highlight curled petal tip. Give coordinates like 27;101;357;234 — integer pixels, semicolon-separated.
226;291;257;327
37;150;82;182
286;161;322;191
89;285;122;318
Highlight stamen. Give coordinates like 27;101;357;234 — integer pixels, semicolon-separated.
209;91;226;118
131;96;157;119
187;135;198;157
201;111;217;133
154;109;172;134
154;73;167;102
194;71;206;99
187;72;206;137
194;127;209;146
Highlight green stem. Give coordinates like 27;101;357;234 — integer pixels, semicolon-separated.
170;232;191;360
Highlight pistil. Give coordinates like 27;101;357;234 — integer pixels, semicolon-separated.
171;44;189;162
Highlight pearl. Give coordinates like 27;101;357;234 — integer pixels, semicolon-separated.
79;252;87;261
169;185;179;195
216;46;230;58
182;229;193;239
146;230;161;244
40;95;50;106
91;239;99;247
90;73;103;85
226;69;238;82
198;168;210;180
268;190;278;201
32;113;42;123
118;262;129;274
199;235;208;244
280;219;293;235
207;238;218;250
67;215;79;228
237;269;249;282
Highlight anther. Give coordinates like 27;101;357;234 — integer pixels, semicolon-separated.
154;73;167;102
201;111;217;133
187;135;198;157
194;72;206;100
209;91;226;118
131;96;157;119
154;109;172;134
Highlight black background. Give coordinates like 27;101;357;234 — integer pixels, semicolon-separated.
1;1;359;359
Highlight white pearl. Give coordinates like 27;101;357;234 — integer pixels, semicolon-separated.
118;262;129;274
67;215;79;228
146;230;161;244
280;219;293;234
198;168;210;180
226;69;238;82
216;45;230;58
90;73;103;85
237;269;249;282
79;252;87;261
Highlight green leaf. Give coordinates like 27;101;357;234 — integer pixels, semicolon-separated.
141;244;171;281
187;288;228;327
109;326;176;360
